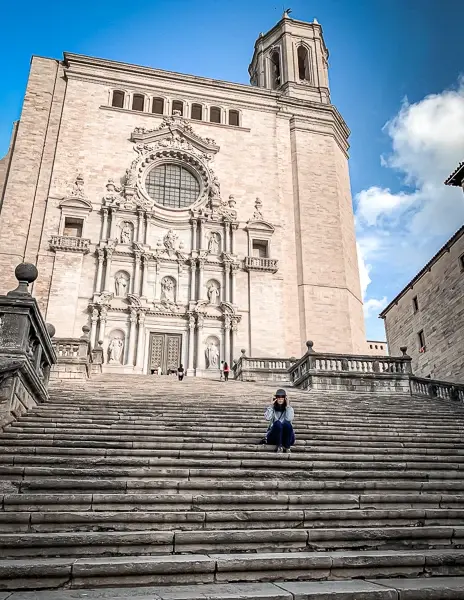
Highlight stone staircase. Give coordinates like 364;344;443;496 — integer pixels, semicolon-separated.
1;374;464;599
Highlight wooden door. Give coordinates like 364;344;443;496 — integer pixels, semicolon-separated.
149;333;182;374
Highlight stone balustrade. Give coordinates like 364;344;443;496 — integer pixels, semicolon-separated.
411;376;464;403
50;327;92;380
0;263;56;427
50;235;90;253
233;352;293;382
244;256;278;273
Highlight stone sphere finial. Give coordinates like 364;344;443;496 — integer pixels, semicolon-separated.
46;323;56;338
400;346;408;356
240;348;247;356
7;263;39;296
98;340;104;347
80;325;91;340
306;340;315;353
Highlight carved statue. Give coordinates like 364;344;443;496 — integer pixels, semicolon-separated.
163;230;178;254
205;341;219;369
108;338;124;364
120;222;132;244
161;277;175;303
207;282;220;305
115;274;129;297
252;198;264;221
125;167;137;187
208;233;220;255
209;176;221;201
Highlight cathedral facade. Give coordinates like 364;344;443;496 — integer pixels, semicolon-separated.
0;13;366;375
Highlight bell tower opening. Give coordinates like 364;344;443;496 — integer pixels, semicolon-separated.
270;50;281;89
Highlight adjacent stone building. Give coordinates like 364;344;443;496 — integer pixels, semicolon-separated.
0;12;367;375
380;164;464;382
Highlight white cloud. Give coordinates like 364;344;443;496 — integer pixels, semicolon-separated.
363;297;388;318
356;78;464;338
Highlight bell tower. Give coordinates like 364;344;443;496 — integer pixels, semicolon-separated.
248;11;330;103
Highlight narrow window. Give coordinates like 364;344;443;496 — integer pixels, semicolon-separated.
460;254;464;271
132;94;144;112
370;345;373;349
63;217;83;238
229;110;239;126
111;90;125;109
152;98;164;114
172;100;183;115
380;345;383;350
191;103;203;120
418;330;426;352
210;106;221;124
412;295;419;312
297;46;310;81
252;240;268;258
270;50;281;89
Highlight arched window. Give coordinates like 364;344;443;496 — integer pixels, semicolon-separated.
172;100;183;115
145;164;200;209
132;94;145;111
111;90;125;108
191;103;203;120
297;46;310;81
152;98;164;114
229;110;239;127
210;107;221;124
270;50;281;89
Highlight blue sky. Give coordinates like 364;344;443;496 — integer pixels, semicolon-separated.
1;0;464;341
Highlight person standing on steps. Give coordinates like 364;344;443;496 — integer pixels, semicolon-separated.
263;389;295;453
219;360;224;380
223;362;230;381
177;364;185;381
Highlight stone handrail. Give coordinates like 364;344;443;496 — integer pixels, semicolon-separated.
50;329;92;380
233;354;293;382
0;264;56;427
50;235;90;253
244;256;278;273
410;376;464;403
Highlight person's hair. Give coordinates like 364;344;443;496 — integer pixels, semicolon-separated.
224;362;228;368
273;397;287;410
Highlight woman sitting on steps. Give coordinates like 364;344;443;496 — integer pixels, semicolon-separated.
262;389;295;453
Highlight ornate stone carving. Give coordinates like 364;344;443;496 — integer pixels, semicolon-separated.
252;197;264;221
163;229;178;254
127;294;142;309
70;173;86;200
120;221;134;244
114;272;130;297
95;292;113;305
206;280;220;305
108;336;124;364
207;232;220;255
205;338;220;369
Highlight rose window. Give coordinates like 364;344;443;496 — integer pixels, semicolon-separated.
145;164;200;209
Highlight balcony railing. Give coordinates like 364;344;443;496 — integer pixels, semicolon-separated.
410;376;464;403
50;235;90;253
233;355;293;382
244;256;278;273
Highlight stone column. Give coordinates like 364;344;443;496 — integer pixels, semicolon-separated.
224;222;231;253
135;311;146;371
90;307;99;349
198;218;205;249
101;208;109;240
109;208;117;240
99;306;109;346
191;218;198;250
224;316;231;367
231;223;238;255
187;313;195;374
103;248;114;291
224;263;231;303
133;252;141;295
231;318;238;366
144;213;149;244
189;259;197;300
153;261;160;301
195;314;204;372
126;309;137;366
231;263;238;305
95;248;105;293
136;210;144;243
198;259;205;300
141;254;149;298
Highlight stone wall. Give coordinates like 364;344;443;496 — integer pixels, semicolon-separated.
382;228;464;383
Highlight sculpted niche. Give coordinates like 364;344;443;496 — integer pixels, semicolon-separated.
205;336;220;369
108;330;125;364
114;271;130;297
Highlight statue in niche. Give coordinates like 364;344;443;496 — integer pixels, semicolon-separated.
163;229;178;254
161;277;176;303
108;337;124;364
207;281;220;305
205;341;219;369
115;273;129;297
208;233;220;255
120;222;133;244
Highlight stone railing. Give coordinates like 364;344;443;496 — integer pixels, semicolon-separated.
0;264;56;427
233;352;294;382
411;376;464;403
289;341;413;394
50;235;90;253
50;326;102;380
244;256;278;273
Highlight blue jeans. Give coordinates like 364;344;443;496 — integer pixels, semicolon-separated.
267;421;295;448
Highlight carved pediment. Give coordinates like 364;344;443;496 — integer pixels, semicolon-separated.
131;113;220;155
59;197;93;212
245;220;275;232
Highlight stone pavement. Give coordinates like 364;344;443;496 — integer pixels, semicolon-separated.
1;374;464;598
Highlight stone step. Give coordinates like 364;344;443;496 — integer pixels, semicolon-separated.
14;477;464;495
1;526;463;558
0;549;464;590
2;508;464;533
5;578;464;600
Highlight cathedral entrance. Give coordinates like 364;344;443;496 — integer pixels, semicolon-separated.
149;333;182;375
